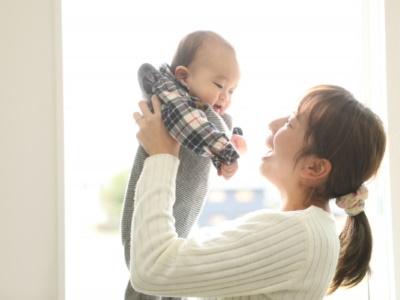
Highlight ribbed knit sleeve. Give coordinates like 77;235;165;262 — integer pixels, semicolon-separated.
130;155;313;298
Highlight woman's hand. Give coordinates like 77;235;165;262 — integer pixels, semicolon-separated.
133;95;180;157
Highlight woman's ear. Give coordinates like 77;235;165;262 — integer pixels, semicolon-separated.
174;66;189;82
300;156;332;185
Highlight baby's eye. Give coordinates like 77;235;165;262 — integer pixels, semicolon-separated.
229;89;235;95
213;82;223;89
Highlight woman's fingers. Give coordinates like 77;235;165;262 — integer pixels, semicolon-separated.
132;96;180;157
133;112;144;124
138;101;151;116
151;95;161;113
138;96;161;118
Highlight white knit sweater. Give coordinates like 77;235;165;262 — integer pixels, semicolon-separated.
130;154;340;300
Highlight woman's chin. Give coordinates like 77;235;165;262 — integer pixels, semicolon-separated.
259;159;271;179
262;150;274;160
260;166;279;188
260;156;279;183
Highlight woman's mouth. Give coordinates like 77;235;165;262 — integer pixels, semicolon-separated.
262;150;273;160
262;138;274;160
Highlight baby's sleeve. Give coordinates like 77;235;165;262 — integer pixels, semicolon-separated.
161;100;239;166
148;68;239;166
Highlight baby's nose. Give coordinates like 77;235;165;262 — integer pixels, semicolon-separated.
219;92;228;101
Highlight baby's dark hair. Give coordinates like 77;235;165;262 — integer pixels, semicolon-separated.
170;31;234;73
296;85;386;293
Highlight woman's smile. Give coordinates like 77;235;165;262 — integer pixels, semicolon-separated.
262;133;275;160
262;149;273;160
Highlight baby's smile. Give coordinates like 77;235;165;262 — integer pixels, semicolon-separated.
213;104;224;115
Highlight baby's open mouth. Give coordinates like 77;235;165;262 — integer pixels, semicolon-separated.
213;104;223;114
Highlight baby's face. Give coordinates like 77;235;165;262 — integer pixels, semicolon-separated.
183;47;240;115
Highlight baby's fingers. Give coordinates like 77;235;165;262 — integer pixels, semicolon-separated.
222;164;236;172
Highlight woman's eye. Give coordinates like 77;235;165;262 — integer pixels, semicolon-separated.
213;82;223;89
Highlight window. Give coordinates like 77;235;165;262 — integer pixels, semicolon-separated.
62;1;391;299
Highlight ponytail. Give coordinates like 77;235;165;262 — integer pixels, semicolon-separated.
328;212;372;293
296;85;385;293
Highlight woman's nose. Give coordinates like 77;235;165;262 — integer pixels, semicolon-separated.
268;117;287;132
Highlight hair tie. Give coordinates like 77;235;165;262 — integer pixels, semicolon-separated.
335;185;368;216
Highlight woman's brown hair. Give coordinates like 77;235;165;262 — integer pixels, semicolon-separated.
296;85;386;293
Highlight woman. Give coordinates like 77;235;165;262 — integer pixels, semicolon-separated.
130;85;386;299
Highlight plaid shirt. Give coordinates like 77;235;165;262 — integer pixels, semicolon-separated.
143;63;240;169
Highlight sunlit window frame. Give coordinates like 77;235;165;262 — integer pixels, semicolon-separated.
57;0;400;299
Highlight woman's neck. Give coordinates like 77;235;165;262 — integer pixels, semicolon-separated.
279;186;330;213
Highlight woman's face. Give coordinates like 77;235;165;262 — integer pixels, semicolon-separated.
260;112;308;189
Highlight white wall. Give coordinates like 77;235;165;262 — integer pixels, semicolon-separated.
385;0;400;299
0;0;63;299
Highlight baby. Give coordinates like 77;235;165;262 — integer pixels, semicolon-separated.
121;31;246;300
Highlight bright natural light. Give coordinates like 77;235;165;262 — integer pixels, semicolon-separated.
62;1;390;299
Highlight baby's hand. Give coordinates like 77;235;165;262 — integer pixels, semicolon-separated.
218;161;239;180
231;134;247;155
